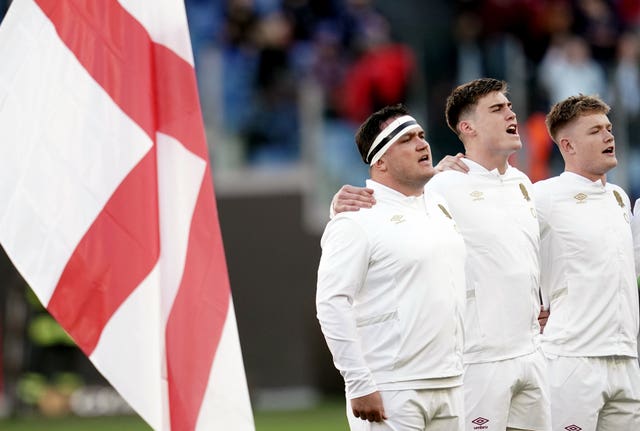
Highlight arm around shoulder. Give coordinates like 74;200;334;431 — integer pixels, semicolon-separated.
330;184;376;218
433;153;468;174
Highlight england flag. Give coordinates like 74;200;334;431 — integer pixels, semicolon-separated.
0;1;254;430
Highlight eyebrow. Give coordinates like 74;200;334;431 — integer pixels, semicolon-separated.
589;122;612;131
401;128;425;139
488;101;511;110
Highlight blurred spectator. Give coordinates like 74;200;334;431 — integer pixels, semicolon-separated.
281;0;341;43
336;13;415;124
223;0;260;47
339;0;388;57
616;0;640;32
572;0;621;66
243;10;300;165
477;0;542;78
453;8;484;84
478;0;537;39
307;22;349;117
280;0;344;78
219;0;260;134
613;32;640;120
538;35;607;104
524;0;574;63
185;0;224;62
612;32;640;198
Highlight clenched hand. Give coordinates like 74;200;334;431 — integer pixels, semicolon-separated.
351;391;387;423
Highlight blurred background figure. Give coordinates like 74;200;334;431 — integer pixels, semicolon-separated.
611;32;640;198
538;35;607;105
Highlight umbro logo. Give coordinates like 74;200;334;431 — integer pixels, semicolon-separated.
390;215;405;224
472;417;489;429
574;193;587;203
564;426;582;431
470;191;484;201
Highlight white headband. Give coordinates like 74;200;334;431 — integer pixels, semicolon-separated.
366;115;420;165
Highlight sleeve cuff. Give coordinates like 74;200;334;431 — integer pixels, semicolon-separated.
343;370;377;399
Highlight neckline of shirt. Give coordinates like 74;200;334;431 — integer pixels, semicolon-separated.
462;158;514;178
365;179;425;207
560;171;608;189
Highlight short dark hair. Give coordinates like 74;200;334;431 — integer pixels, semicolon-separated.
355;103;411;164
445;78;508;135
545;94;610;143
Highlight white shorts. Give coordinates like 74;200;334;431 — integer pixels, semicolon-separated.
464;350;551;431
545;355;640;431
347;386;464;431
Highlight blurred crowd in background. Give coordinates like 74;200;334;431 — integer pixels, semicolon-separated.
189;0;416;168
185;0;640;200
3;0;639;201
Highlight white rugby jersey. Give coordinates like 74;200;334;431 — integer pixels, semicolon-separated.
534;172;638;357
632;199;640;276
317;180;466;399
426;159;541;364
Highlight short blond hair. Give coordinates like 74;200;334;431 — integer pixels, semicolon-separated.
545;94;610;143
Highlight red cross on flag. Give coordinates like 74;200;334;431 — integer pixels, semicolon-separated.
0;1;255;430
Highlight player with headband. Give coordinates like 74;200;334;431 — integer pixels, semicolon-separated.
317;104;467;430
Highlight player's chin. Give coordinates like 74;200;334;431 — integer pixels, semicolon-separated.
417;170;435;184
418;163;435;174
507;138;522;150
605;157;618;169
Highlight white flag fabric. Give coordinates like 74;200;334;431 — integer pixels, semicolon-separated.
0;1;255;430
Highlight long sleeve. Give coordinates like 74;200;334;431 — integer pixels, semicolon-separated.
533;182;551;310
316;216;377;399
632;199;640;276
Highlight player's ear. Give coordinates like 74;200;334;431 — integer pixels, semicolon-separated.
558;137;575;154
458;120;474;137
374;158;387;172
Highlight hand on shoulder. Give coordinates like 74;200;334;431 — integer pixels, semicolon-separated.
332;184;376;215
433;153;468;175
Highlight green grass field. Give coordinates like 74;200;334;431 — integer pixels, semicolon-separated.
0;399;348;431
